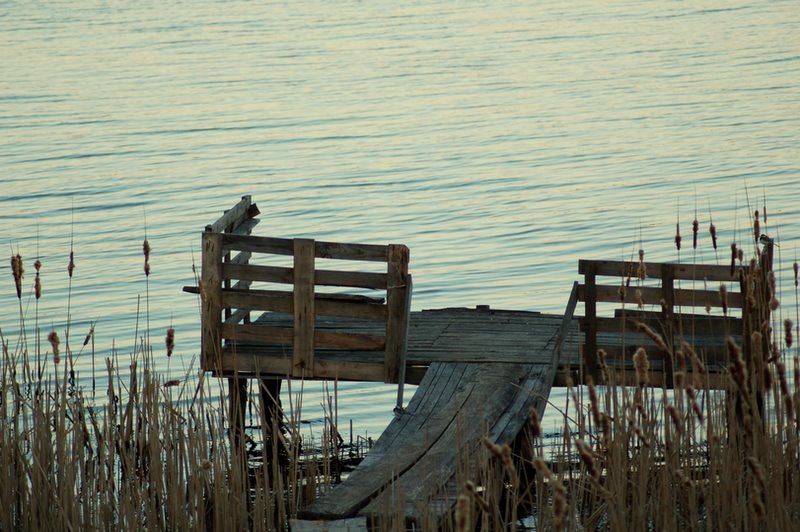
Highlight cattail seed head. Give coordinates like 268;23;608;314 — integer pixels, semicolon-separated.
730;243;737;276
710;223;718;250
719;283;728;316
770;296;780;312
738;247;744;262
34;259;42;299
83;325;94;347
675;223;682;251
753;211;760;243
666;404;682;435
635;321;669;352
634;347;649;387
576;439;599;479
455;494;470;532
692;218;699;249
794;261;799;288
163;379;181;388
143;239;151;276
11;254;23;299
48;331;60;364
618;281;626;302
785;319;793;349
68;251;75;278
166;328;175;357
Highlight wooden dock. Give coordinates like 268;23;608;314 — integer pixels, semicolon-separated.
190;197;746;529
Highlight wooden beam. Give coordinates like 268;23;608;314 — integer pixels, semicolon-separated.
221;289;387;320
207;195;253;234
221;323;386;351
222;263;388;289
385;244;410;383
579;259;745;282
201;231;224;372
578;284;744;309
293;239;316;377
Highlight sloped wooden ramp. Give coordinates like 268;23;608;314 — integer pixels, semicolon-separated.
298;304;573;527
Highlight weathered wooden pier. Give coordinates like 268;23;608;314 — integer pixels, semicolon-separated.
188;197;747;529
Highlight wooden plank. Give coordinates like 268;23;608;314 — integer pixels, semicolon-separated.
222;290;387;321
579;284;744;309
293;239;316;377
315;240;389;262
301;363;473;520
289;518;368;532
230;217;259;236
579;259;745;282
221;324;386;351
217;349;387;382
360;362;556;525
207;195;254;233
222;263;387;290
590;315;743;336
384;244;410;383
223;233;295;255
200;231;224;372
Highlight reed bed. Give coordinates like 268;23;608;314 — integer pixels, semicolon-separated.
3;210;800;531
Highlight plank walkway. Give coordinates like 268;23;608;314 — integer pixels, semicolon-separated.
287;307;567;526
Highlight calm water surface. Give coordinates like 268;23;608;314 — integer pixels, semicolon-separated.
2;1;799;437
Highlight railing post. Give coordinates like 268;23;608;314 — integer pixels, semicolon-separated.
386;244;410;383
582;261;599;383
293;238;316;377
201;231;224;372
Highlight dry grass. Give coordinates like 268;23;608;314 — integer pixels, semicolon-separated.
3;214;800;531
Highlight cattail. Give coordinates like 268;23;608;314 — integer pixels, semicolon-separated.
794;261;798;288
635;321;669;352
728;337;747;392
532;457;553;481
48;331;60;364
633;347;649;387
635;288;644;309
68;251;75;278
166;328;175;357
675;223;682;251
11;254;23;299
770;296;780;312
730;243;737;276
163;379;181;388
588;379;602;428
143;239;151;276
34;259;42;299
465;480;490;512
710;222;718;250
738;247;744;262
666;403;682;436
576;439;599;479
785;319;793;349
597;348;609;382
455;494;470;532
529;406;542;439
686;386;704;423
618;281;626;302
692;217;699;249
753;210;760;243
719;283;728;316
83;325;94;347
638;248;647;279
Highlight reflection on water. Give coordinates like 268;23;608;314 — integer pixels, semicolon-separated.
1;0;799;437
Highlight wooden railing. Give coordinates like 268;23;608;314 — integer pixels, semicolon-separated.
193;198;412;383
576;259;746;385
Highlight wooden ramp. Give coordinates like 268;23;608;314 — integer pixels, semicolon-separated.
298;306;572;526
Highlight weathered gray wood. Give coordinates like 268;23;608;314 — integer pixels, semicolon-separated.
293;239;316;377
578;284;745;309
222;263;388;290
221;234;391;262
222;290;387;321
207;195;254;234
384;244;410;383
579;259;745;282
289;517;368;531
201;232;224;372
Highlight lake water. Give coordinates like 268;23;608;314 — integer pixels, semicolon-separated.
2;1;799;439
